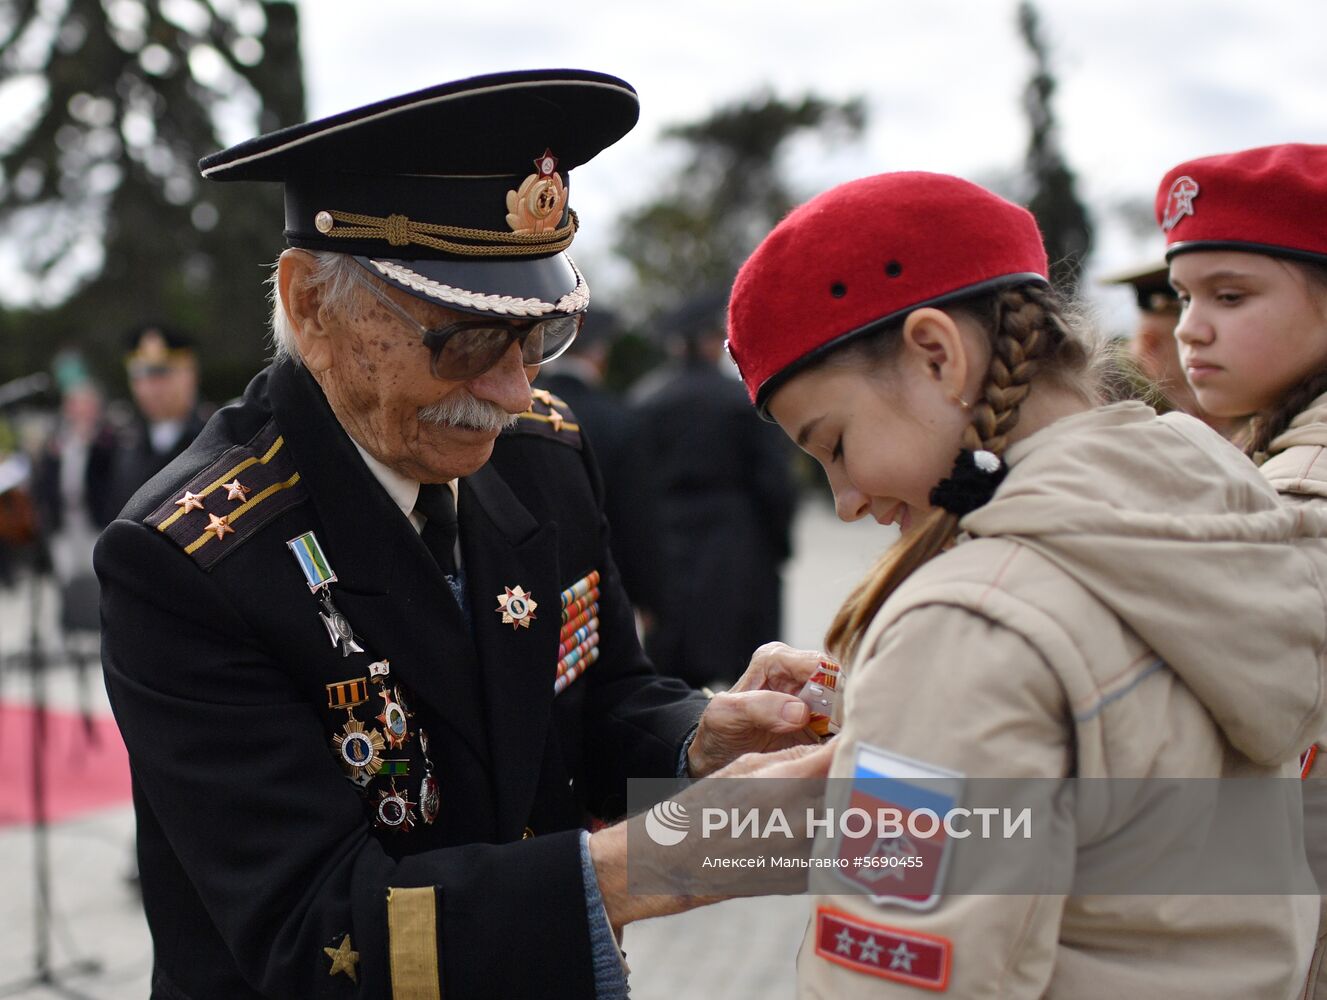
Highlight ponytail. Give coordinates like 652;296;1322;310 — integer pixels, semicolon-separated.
825;283;1091;663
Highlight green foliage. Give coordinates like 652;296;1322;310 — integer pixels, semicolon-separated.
1017;1;1093;296
612;91;866;328
0;0;305;400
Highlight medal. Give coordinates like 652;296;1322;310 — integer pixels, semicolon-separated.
287;531;338;591
419;774;441;825
375;780;417;832
331;719;384;783
495;584;538;630
418;728;440;825
376;686;410;749
368;659;391;680
319;591;365;657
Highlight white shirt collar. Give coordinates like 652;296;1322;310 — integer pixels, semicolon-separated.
348;439;458;530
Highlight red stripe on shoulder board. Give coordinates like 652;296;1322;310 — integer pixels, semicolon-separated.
814;906;951;991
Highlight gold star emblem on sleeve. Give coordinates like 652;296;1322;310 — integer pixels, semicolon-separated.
174;490;205;513
223;479;251;502
324;934;360;983
205;513;234;541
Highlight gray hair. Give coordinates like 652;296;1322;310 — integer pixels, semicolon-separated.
267;251;366;366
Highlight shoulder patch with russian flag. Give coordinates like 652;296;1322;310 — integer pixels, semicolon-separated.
834;742;964;910
815;906;951;991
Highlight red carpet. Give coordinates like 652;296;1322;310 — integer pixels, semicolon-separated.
0;701;133;826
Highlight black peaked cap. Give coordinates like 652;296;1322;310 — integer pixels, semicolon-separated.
199;69;640;319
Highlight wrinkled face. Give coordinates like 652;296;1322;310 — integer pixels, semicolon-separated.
766;351;970;535
1170;251;1327;418
314;283;533;483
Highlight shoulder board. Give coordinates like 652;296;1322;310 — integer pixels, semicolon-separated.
504;388;582;450
143;418;307;570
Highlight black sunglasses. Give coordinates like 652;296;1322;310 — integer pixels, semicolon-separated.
350;266;583;381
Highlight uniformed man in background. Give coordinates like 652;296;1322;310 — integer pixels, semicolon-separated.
96;70;826;1000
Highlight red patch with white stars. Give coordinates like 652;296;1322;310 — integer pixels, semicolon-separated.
814;906;951;991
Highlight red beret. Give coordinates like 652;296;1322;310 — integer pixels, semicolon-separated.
727;172;1049;411
1156;143;1327;264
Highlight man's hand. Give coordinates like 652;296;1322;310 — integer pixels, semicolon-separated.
687;642;831;778
588;742;833;929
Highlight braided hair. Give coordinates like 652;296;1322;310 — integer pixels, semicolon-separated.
825;282;1095;662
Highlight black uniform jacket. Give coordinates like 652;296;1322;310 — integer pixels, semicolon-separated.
96;360;706;1000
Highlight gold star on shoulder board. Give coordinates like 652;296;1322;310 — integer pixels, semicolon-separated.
205;513;234;541
223;478;251;502
174;490;204;513
324;934;360;983
531;387;553;406
547;407;564;432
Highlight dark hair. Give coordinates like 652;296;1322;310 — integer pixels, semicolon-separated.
1240;259;1327;459
825;282;1097;662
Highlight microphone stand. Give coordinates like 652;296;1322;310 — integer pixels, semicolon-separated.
0;404;103;999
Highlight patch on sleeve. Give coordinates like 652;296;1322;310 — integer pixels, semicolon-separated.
504;387;582;449
833;743;963;910
814;906;951;991
143;418;306;570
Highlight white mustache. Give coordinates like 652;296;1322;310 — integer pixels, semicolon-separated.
417;393;518;433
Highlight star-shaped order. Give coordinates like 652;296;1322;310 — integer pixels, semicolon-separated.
886;940;916;972
174;490;204;513
223;478;251;502
495;584;538;629
834;927;855;955
324;934;360;983
857;935;883;965
533;147;559;177
205;513;234;541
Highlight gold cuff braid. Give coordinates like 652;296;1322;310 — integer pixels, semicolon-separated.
317;208;578;257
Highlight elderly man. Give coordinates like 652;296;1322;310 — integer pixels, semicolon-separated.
96;70;823;1000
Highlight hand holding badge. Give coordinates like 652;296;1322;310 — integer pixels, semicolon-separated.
797;660;844;742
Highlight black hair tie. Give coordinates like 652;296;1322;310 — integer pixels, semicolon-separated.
929;449;1007;517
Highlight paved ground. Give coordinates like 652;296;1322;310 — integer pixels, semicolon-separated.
0;498;886;999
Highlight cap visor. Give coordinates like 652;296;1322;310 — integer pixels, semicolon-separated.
356;252;587;319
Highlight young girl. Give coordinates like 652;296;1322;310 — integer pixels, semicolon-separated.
724;171;1327;997
1156;142;1327;1000
1159;143;1327;471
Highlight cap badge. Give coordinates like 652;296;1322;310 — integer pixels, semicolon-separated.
1162;175;1200;231
506;149;568;235
495;584;538;630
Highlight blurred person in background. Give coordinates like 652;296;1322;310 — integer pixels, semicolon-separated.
630;292;796;688
1101;261;1234;434
104;322;210;520
536;306;659;611
34;373;119;578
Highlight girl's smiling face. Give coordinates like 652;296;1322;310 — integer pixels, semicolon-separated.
1170;251;1327;418
765;309;983;534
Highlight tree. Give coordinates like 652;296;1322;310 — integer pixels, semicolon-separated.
0;0;305;397
611;91;866;327
1017;1;1093;295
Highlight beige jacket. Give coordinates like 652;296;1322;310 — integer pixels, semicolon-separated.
1260;394;1327;1000
800;403;1327;999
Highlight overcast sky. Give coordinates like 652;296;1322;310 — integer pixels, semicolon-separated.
294;0;1327;329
